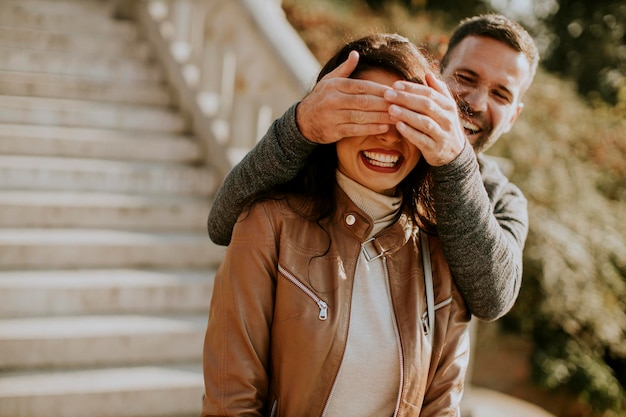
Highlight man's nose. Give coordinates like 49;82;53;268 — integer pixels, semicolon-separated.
465;87;488;113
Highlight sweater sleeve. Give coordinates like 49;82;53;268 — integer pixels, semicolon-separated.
207;103;317;246
432;143;529;321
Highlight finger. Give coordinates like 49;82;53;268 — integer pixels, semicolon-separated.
332;77;391;98
424;72;455;102
321;50;360;80
395;121;449;167
324;109;394;140
335;123;390;139
341;108;394;125
385;81;456;119
389;104;440;139
340;91;390;111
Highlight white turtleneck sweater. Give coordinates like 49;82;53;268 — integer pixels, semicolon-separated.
323;171;403;417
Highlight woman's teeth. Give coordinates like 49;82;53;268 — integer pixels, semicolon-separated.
363;151;399;168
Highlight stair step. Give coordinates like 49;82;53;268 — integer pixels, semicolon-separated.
0;124;201;162
0;269;215;317
0;366;204;417
0;95;185;132
0;228;225;269
0;25;152;59
0;191;211;230
1;0;114;15
0;46;162;82
0;315;207;369
0;70;171;105
0;2;139;39
0;156;216;196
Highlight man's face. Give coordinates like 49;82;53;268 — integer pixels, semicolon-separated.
441;35;531;153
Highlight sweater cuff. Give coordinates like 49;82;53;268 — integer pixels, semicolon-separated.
431;141;478;183
281;102;318;152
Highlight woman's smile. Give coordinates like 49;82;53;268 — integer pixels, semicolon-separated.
361;149;404;170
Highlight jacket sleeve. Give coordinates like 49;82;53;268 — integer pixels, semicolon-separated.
207;103;317;246
432;143;528;321
202;202;279;417
420;286;471;417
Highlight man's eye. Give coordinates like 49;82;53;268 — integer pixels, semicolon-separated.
455;74;476;85
494;91;512;103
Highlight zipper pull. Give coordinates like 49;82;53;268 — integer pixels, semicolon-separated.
421;312;430;335
317;300;328;320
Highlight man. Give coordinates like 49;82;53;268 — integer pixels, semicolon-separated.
207;14;539;321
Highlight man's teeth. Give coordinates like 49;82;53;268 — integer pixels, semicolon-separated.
363;151;399;168
461;119;480;133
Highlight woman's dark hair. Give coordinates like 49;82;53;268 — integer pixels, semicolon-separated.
253;33;438;231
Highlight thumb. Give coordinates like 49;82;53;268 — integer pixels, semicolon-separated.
425;72;453;98
321;50;359;80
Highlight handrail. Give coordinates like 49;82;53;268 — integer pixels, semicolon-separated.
117;0;320;180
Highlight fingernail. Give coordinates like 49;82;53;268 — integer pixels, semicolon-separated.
384;89;397;100
393;81;405;90
389;105;401;116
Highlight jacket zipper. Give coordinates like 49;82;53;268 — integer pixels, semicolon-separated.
278;264;328;320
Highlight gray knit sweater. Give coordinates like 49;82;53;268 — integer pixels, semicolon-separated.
207;104;528;321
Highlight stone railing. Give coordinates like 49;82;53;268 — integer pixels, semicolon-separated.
115;0;320;180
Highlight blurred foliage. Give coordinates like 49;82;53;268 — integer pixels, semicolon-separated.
355;0;626;107
539;0;626;106
494;70;626;416
281;0;626;415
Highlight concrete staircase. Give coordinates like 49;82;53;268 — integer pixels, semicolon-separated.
0;1;224;416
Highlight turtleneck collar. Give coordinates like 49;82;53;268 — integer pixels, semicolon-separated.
336;170;402;238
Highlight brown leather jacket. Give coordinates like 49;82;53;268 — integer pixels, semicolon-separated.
202;187;471;417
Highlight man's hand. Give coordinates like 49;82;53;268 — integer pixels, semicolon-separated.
296;51;393;144
384;73;467;166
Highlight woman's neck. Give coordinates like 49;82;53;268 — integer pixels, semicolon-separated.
336;171;402;223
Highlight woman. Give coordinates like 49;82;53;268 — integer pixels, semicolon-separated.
202;33;471;417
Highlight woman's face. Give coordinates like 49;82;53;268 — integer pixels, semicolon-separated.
336;69;423;196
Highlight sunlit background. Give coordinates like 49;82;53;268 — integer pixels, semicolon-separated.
0;1;623;417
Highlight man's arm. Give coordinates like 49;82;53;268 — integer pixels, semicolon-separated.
432;144;528;321
384;75;527;320
207;104;315;245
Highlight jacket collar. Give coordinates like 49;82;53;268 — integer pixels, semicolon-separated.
332;186;413;257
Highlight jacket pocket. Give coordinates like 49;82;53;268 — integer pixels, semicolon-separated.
278;264;328;320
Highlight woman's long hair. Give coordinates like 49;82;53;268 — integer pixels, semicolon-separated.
253;33;438;232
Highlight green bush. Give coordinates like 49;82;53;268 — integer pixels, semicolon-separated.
494;71;626;416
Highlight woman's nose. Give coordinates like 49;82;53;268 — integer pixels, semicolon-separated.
377;125;402;143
